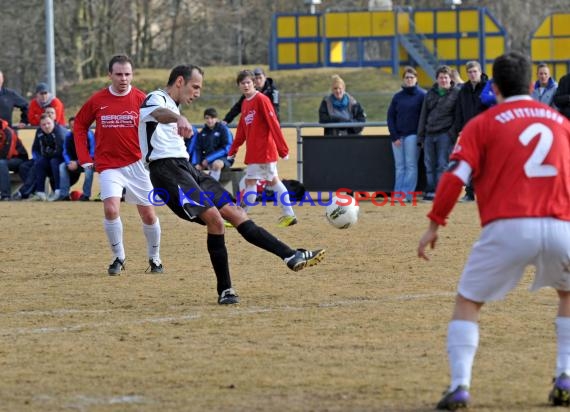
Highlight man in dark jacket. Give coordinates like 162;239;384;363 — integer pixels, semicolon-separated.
0;119;28;200
554;72;570;120
417;65;460;201
451;61;489;202
0;70;28;128
223;67;280;124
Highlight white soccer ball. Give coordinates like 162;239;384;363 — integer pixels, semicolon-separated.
325;195;359;229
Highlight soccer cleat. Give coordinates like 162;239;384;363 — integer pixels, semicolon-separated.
218;288;240;304
285;248;325;272
549;373;570;406
146;258;164;274
79;195;90;201
436;385;470;410
459;194;475;203
108;257;125;276
224;220;235;228
11;191;23;201
277;215;298;227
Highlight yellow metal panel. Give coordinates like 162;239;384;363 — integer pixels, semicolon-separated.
422;39;435;54
553;14;570;36
484;63;493;76
398;46;408;60
459;38;479;59
531;39;552;61
417;67;434;88
534;16;551;37
298;15;318;37
436;11;457;34
485;37;504;59
396;11;410;34
277;16;296;38
325;13;348;37
415;12;434;34
484;15;499;33
330;41;344;63
459;10;478;32
349;12;371;37
437;39;457;59
299;43;319;64
278;43;297;64
553;38;570;60
555;63;568;79
371;11;395;36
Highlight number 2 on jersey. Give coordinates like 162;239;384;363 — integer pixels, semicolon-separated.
519;123;557;178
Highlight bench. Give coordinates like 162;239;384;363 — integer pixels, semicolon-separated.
219;167;245;197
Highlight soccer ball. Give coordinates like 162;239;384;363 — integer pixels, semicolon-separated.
325;196;359;229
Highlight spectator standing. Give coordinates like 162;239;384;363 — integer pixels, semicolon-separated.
30;113;65;201
228;69;297;227
553;72;570;120
418;51;570;410
223;67;280;124
531;63;557;106
28;83;65;126
318;75;366;136
192;108;233;181
452;61;489;202
74;54;163;275
0;119;28;200
387;67;426;202
417;65;460;201
139;64;325;304
0;70;28;128
57;116;94;201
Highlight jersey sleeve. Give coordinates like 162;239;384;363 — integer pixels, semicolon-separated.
73;98;96;166
139;92;165;122
449;115;484;173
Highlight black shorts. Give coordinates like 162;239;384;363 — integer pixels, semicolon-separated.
149;158;236;224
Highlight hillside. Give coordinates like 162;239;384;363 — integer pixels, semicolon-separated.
58;66;404;124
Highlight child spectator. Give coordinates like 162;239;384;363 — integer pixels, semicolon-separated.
192;108;233;181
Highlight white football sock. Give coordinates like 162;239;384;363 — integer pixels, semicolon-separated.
556;317;570;377
143;218;161;259
272;180;295;217
243;184;257;210
447;320;479;390
104;217;125;260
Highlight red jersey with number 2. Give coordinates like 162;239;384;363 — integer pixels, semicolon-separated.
451;96;570;226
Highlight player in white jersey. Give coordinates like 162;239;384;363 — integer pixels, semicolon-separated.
138;65;325;305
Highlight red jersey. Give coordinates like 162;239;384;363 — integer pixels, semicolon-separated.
74;86;146;172
452;96;570;226
229;92;288;164
28;97;66;126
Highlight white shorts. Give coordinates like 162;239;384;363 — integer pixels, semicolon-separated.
458;218;570;302
245;162;278;181
99;160;154;206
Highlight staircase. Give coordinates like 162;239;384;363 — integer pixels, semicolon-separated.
398;31;439;81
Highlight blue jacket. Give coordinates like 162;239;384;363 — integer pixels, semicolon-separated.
63;129;95;164
531;78;558;106
387;85;426;142
190;122;233;166
183;125;200;160
31;123;66;160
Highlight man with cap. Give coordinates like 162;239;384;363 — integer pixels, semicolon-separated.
27;82;66;126
223;67;280;124
191;107;233;181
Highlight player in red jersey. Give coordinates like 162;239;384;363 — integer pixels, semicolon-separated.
227;69;297;228
74;55;163;276
418;52;570;409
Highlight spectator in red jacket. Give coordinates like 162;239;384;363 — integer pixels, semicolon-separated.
28;83;65;126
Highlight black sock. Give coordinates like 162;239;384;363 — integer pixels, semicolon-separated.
207;233;231;295
236;220;296;259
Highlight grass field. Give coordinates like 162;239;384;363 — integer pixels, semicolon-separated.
1;130;565;411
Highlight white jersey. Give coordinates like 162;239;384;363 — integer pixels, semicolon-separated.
139;89;189;164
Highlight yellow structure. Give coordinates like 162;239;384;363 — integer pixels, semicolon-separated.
531;12;570;80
